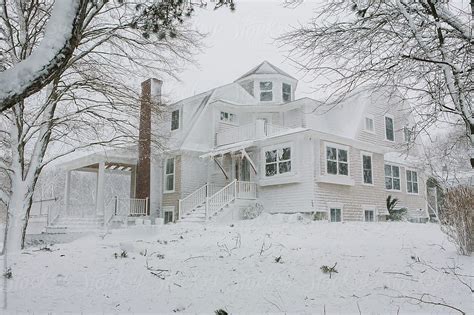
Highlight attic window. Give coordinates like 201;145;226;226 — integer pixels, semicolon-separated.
240;80;254;96
171;109;180;131
364;116;374;132
220;111;237;124
282;83;291;102
260;81;273;101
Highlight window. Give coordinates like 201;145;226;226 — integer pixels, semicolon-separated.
406;170;419;194
265;147;291;177
260;81;273;101
220;111;237;124
330;208;342;222
404;126;413;142
362;154;373;184
239;80;254;96
326;145;349;176
164;158;175;192
364;209;375;222
282;83;292;102
385;164;400;190
385;116;394;141
364;116;374;132
171;109;180;131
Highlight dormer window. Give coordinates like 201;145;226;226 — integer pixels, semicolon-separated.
171;109;180;131
364;116;374;133
260;81;273;101
220;111;237;124
282;83;292;102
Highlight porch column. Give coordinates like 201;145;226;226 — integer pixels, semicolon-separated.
96;161;105;216
64;170;71;215
130;166;137;198
256;119;266;139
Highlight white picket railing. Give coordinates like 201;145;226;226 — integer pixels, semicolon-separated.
178;183;221;219
236;181;257;200
266;123;291;137
216;123;256;146
206;180;238;219
216;121;292;146
116;197;148;216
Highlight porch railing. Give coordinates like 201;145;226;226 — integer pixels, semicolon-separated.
236;181;257;199
113;197;148;217
178;183;220;219
216;121;292;146
206;180;238;219
216;122;256;146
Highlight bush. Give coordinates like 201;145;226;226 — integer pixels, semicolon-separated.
440;186;473;255
313;211;327;221
388;207;408;221
242;203;264;220
386;195;407;221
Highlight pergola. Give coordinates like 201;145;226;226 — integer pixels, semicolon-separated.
58;148;138;217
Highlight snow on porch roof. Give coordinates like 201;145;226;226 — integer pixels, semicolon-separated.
200;140;258;159
56;147;138;171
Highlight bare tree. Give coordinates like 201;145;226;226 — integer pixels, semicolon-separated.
279;0;473;166
0;0;207;252
440;186;473;255
0;0;236;112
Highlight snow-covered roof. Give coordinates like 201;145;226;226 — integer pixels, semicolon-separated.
309;92;369;139
384;151;421;167
234;61;297;82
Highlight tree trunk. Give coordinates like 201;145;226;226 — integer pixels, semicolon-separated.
2;183;33;254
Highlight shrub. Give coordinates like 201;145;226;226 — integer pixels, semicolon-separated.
386;195;407;221
440;186;473;255
242;203;264;220
313;211;327;221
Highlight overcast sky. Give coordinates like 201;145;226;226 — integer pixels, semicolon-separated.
160;0;322;103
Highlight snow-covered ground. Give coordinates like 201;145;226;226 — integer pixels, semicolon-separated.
5;215;473;314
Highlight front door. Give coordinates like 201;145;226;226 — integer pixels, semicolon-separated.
234;157;251;182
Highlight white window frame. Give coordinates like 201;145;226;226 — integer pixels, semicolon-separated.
403;126;413;143
362;205;377;222
324;142;350;177
282;83;292;102
259;81;273;102
219;111;238;125
171;109;180;131
385;164;401;192
406;169;419;195
263;143;293;178
384;115;395;142
163;157;176;193
363;115;375;133
360;151;374;185
327;202;344;223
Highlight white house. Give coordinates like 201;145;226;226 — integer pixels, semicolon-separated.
51;61;430;230
149;61;428;223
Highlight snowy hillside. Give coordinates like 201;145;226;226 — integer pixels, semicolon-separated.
6;216;473;314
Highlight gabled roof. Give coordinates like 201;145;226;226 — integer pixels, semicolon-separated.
234;61;297;82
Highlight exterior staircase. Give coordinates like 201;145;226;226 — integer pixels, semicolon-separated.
178;180;257;223
45;216;104;234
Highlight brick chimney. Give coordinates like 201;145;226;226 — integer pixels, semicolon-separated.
136;78;162;215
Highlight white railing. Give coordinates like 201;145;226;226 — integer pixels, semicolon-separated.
216;123;256;146
266;123;291;137
216;121;292;146
113;197;148;217
206;180;237;219
236;181;257;199
178;183;221;219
